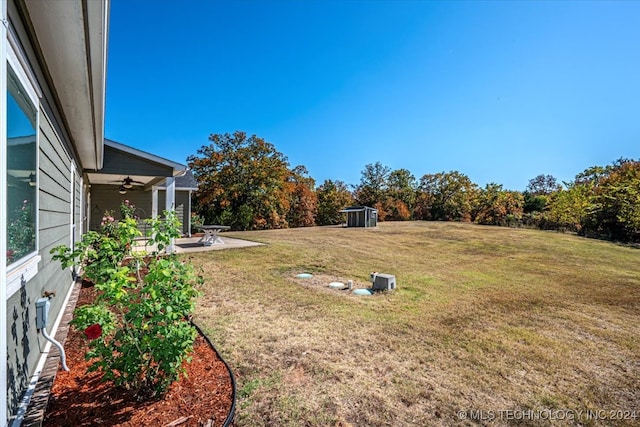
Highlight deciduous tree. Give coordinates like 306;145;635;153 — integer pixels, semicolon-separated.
384;199;411;221
414;171;477;221
546;183;592;232
286;166;317;228
474;183;524;226
353;162;391;208
526;174;562;196
583;159;640;241
188;131;292;230
387;168;417;218
316;180;353;226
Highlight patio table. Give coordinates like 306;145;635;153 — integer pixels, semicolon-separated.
196;225;231;246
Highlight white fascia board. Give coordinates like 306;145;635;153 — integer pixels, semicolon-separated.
86;0;110;170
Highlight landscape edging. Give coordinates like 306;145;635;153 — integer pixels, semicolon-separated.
191;321;237;427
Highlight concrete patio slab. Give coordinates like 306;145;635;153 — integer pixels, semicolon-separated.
174;236;264;253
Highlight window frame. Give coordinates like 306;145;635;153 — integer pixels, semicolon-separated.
1;3;8;421
5;32;41;298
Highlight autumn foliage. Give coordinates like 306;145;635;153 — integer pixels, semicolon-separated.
286;166;318;228
188;132;316;230
187;132;640;242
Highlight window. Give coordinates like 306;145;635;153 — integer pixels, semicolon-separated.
6;64;37;266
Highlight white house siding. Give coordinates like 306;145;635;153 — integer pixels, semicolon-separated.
6;107;79;420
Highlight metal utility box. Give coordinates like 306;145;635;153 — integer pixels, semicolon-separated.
371;273;396;291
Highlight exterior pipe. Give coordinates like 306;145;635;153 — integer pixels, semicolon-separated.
40;327;69;372
35;297;70;372
12;281;77;426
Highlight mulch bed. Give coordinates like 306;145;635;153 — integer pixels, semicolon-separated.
43;284;233;427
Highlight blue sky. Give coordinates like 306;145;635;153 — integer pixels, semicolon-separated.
105;0;640;191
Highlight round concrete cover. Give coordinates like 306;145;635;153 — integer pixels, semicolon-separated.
329;282;345;288
296;273;313;279
353;288;374;296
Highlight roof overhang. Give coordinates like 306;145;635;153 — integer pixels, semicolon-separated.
24;0;109;170
104;139;186;171
85;139;187;189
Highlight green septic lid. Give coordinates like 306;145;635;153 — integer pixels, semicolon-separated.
296;273;313;279
353;288;374;296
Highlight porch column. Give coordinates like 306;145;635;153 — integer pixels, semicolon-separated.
84;185;90;234
165;176;175;211
151;186;159;218
187;191;192;237
165;177;175;253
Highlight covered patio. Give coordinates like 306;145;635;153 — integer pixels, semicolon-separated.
84;139;197;236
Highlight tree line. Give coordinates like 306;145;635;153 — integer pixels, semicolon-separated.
188;132;640;242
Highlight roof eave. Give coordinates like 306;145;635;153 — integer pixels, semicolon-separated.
24;0;109;170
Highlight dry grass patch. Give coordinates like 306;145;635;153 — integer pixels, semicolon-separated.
289;272;372;297
189;222;640;426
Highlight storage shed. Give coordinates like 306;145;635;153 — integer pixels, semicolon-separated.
339;206;378;228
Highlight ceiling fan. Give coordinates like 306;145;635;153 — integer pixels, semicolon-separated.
112;176;145;194
121;176;144;189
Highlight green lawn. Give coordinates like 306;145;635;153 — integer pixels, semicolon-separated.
189;221;640;426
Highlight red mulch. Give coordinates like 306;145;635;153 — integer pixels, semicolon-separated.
43;284;233;427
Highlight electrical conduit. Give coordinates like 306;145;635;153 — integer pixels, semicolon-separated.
40;326;69;371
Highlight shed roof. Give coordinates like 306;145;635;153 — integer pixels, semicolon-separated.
339;206;378;213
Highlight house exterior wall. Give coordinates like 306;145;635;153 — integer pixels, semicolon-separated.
89;187;191;236
6;103;80;422
2;2;99;422
89;185;153;230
